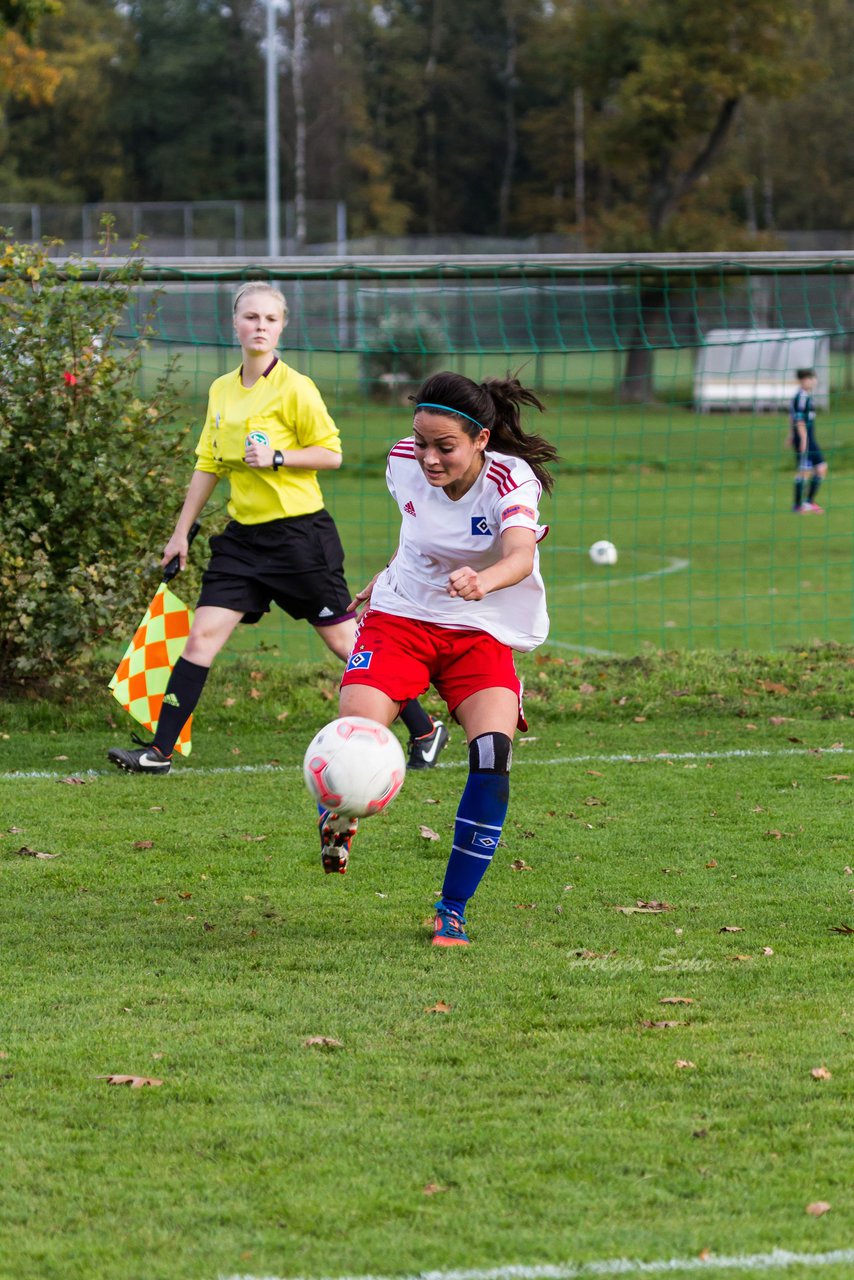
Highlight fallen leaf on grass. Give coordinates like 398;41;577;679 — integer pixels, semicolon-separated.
769;717;791;726
730;954;753;962
514;903;537;910
616;900;675;914
633;715;647;723
133;840;154;850
719;925;743;933
806;1202;831;1217
660;997;694;1005
760;680;790;695
54;754;68;761
510;859;532;872
829;924;854;935
675;1059;696;1070
14;846;59;860
303;1036;344;1050
422;1183;448;1196
574;949;617;959
810;1065;832;1081
58;776;87;786
586;769;603;777
239;833;267;842
419;825;441;841
97;1075;163;1088
640;1020;683;1029
8;827;25;834
583;796;604;806
705;860;718;868
827;775;850;783
762;947;774;956
425;1002;452;1014
845;867;853;876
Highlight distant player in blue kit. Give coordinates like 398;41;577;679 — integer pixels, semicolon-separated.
790;368;827;514
319;370;558;947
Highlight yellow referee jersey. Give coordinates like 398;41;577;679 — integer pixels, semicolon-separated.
195;359;342;524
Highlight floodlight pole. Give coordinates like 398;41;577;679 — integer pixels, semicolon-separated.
265;0;280;258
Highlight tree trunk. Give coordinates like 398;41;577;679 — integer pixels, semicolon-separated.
497;9;518;238
293;0;307;249
619;287;665;404
424;0;445;236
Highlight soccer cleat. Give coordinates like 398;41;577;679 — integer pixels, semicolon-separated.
432;902;470;947
407;719;449;771
319;809;358;875
803;502;825;514
107;738;172;774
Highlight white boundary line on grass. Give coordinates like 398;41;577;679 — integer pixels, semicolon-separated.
219;1245;854;1280
0;743;851;783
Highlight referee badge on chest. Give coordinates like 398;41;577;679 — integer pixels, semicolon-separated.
246;430;270;447
471;515;490;536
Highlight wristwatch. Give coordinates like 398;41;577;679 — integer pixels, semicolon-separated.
272;450;284;471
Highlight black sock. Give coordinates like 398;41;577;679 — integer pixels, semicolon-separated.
400;700;433;739
807;475;822;503
794;478;804;508
152;657;210;756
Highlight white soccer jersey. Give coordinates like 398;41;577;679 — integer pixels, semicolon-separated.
369;439;550;652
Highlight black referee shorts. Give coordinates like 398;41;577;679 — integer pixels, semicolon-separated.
197;511;355;627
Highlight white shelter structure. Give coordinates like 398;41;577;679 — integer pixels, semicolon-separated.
693;329;830;411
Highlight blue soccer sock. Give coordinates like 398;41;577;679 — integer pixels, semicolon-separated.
439;733;511;918
807;474;823;503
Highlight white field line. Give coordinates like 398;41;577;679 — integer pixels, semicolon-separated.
219;1245;854;1280
1;744;850;783
543;552;691;655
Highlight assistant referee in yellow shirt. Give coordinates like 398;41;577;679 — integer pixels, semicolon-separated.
108;283;447;775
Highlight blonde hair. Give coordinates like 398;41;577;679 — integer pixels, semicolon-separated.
233;282;289;323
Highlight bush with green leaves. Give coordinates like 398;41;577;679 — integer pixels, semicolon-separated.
358;309;445;397
0;233;191;688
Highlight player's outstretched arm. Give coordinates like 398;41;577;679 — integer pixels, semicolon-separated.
447;527;537;602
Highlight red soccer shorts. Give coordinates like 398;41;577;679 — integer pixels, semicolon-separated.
341;610;527;729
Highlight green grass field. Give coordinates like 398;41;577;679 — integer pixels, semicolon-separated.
143;337;854;664
1;651;853;1280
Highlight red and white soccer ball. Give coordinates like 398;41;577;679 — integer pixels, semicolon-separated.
303;716;406;818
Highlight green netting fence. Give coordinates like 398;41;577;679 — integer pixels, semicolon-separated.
120;253;854;661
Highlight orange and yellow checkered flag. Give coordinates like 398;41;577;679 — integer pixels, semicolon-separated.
109;582;195;756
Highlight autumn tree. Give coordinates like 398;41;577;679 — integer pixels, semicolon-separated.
562;0;816;399
0;0;61;185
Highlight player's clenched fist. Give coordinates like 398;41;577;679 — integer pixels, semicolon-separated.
447;566;485;601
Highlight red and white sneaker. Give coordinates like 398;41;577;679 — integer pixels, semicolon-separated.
319;810;358;875
803;502;825;514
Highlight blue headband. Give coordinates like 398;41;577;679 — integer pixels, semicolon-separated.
415;402;485;431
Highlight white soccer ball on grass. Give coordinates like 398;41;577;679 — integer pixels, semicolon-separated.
303;716;406;817
589;539;618;566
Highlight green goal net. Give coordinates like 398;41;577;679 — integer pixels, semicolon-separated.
124;254;854;662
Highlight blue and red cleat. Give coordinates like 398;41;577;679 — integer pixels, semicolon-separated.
432;902;470;947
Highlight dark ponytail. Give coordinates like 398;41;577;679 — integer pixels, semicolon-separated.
410;370;558;494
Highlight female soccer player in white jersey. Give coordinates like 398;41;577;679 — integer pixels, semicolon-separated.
107;283;445;777
322;369;558;946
